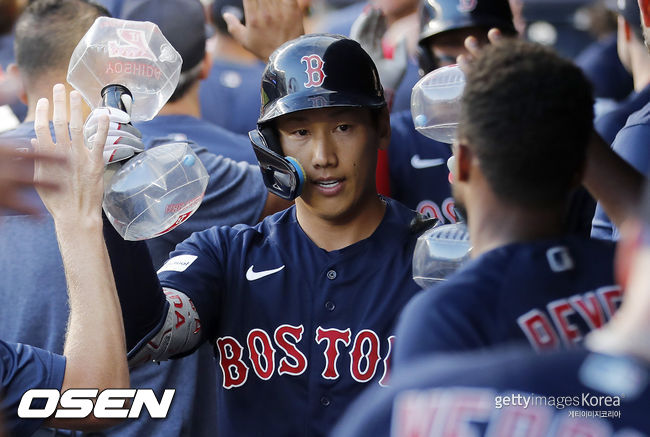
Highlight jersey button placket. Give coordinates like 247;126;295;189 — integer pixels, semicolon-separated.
325;300;336;311
320;396;331;407
326;269;337;280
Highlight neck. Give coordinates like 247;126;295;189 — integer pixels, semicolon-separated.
158;82;201;118
295;193;386;252
631;43;650;92
207;33;259;63
465;188;566;258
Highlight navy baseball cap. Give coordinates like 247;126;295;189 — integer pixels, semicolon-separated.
606;0;643;39
121;0;207;72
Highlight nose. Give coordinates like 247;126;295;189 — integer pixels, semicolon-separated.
311;133;337;169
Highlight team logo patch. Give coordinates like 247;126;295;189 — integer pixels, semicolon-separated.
301;54;327;88
457;0;477;13
157;254;198;273
108;29;157;61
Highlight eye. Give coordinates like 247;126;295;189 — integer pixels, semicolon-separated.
336;124;351;132
292;129;309;136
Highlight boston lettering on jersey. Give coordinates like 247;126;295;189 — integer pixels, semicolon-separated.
216;326;395;388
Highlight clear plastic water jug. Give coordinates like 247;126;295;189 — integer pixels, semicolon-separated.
68;17;208;240
412;222;471;288
411;64;465;144
67;16;181;121
103;142;209;241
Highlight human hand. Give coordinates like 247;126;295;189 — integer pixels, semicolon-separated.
223;0;304;61
457;28;504;72
84;103;144;165
0;141;64;215
32;84;108;224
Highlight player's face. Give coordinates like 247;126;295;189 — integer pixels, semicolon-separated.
427;27;491;67
276;107;389;222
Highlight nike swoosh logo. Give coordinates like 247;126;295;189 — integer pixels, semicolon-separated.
410;155;445;169
246;265;285;281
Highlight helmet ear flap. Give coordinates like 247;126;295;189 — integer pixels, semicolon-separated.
417;43;439;76
248;128;306;201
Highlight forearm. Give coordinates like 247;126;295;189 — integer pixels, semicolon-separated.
102;214;168;353
583;132;644;228
55;216;129;391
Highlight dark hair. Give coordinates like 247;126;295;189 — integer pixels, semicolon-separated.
14;0;109;79
459;39;594;208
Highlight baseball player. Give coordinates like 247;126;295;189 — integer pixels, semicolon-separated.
387;0;517;225
392;39;621;369
199;0;268;136
591;0;650;241
40;34;431;437
2;104;130;436
333;182;650;437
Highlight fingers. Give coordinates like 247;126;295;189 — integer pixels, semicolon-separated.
52;83;69;149
34;98;54;152
464;36;480;58
487;28;504;45
92;114;110;162
69;91;84;151
223;11;247;45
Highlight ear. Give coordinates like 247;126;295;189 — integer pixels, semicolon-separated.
640;0;650;27
6;63;27;105
376;106;391;151
198;51;212;80
455;143;473;183
615;219;642;290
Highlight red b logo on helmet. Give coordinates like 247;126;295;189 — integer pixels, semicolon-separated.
301;54;327;88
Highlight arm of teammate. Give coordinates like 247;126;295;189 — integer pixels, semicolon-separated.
32;84;129;430
33;85;209;371
223;0;304;61
583;130;645;231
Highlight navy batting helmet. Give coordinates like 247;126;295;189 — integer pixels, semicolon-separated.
418;0;517;72
249;34;386;200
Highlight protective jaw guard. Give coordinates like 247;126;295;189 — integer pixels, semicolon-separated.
248;129;306;200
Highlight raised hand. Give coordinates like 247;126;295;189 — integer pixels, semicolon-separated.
223;0;304;61
32;83;109;224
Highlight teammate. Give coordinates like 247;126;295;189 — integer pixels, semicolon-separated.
2;97;130;436
591;0;650;241
386;0;517;225
119;0;291;268
199;0;267;136
593;0;650;147
332;185;650;437
0;1;267;435
392;39;620;368
43;34;429;437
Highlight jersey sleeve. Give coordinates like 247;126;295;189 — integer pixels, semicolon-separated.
0;340;66;436
157;226;237;342
591;120;650;241
392;280;493;370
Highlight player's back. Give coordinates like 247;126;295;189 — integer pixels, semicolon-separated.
333;346;650;437
393;236;619;368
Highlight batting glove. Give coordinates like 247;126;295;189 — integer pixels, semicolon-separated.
84;105;144;165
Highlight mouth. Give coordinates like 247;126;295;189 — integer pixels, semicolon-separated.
312;178;345;196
